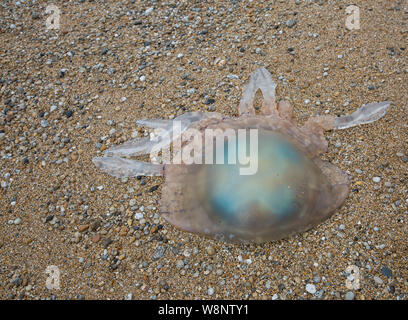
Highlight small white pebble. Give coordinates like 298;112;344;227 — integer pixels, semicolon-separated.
373;276;383;284
306;284;317;294
373;177;381;183
144;7;154;16
134;213;144;220
208;287;214;296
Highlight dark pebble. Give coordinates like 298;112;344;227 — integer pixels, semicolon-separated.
204;98;215;105
64;110;73;118
149;185;159;192
12;278;23;287
381;267;392;278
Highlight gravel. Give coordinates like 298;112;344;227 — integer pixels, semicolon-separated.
306;284;317;294
0;0;406;301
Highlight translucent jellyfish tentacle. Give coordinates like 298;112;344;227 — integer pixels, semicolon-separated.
103;112;222;157
103;136;163;157
303;101;391;133
334;101;392;130
92;156;164;177
303;115;335;133
238;67;278;116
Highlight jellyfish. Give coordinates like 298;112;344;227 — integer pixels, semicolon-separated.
93;67;391;243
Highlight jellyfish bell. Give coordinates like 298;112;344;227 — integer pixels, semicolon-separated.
93;67;391;243
160;127;349;243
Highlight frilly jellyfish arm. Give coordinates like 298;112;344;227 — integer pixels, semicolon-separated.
301;102;391;156
238;67;278;116
92;156;164;177
303;101;392;133
103;112;222;157
334;101;391;130
103;136;162;157
93;112;223;177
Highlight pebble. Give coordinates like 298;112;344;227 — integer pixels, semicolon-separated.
373;276;383;284
285;19;297;28
134;213;144;220
64;110;73;118
91;234;101;243
78;225;89;232
381;267;392;278
305;284;317;294
144;7;154;16
152;246;166;260
315;290;324;298
208;287;214;296
373;177;381;183
107;68;116;75
345;291;355;300
206;246;215;255
176;260;184;269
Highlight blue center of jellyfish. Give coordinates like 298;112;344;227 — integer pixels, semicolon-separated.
206;132;304;223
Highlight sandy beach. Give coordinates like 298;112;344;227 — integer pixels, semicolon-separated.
0;0;407;300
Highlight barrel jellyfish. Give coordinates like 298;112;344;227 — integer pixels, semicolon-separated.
93;67;391;243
